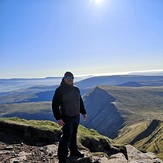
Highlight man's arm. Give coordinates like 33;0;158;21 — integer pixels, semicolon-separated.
80;95;87;122
52;88;62;120
80;96;86;115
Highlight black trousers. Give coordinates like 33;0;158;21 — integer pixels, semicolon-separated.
58;115;80;163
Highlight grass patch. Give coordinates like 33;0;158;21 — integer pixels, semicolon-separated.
78;125;111;142
0;117;60;131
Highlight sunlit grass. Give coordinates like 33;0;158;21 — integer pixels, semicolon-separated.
0;117;60;131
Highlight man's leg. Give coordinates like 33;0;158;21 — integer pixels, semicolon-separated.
58;119;73;163
69;116;84;157
69;126;78;153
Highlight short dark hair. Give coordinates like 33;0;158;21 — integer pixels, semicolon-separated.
64;71;74;78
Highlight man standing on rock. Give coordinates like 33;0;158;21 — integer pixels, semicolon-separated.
52;71;87;163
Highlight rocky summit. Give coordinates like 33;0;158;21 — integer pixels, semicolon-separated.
0;142;162;163
0;119;162;163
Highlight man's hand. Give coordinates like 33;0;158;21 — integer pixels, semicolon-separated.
83;114;87;122
57;119;65;126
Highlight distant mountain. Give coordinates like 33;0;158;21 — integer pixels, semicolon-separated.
0;77;62;93
1;75;163;104
76;75;163;89
1;75;163;93
117;81;143;87
0;76;88;93
0;76;91;103
0;85;58;104
0;84;90;104
118;80;163;87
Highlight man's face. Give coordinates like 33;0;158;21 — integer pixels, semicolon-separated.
64;76;74;85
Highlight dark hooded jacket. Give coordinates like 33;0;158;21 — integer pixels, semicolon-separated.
52;78;86;120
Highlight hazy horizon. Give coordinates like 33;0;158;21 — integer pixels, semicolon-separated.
0;69;163;79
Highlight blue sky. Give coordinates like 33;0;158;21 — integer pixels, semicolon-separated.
0;0;163;78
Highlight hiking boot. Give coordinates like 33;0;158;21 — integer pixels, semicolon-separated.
119;146;128;160
59;159;67;163
70;151;84;157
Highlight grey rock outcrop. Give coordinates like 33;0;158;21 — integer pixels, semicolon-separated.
0;142;162;163
107;145;163;163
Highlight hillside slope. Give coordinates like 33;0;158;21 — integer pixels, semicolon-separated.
82;87;124;138
0;102;54;120
82;86;163;137
114;120;163;160
98;85;163;123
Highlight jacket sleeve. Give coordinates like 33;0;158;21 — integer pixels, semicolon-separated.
52;88;62;120
80;95;87;115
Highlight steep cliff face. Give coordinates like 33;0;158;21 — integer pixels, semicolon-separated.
82;87;124;138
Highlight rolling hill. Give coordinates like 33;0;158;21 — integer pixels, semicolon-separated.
0;102;54;120
0;75;163;105
76;75;163;89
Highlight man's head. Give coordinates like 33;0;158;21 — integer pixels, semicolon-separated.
64;71;74;85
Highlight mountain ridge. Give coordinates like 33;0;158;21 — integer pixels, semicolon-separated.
82;87;124;138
